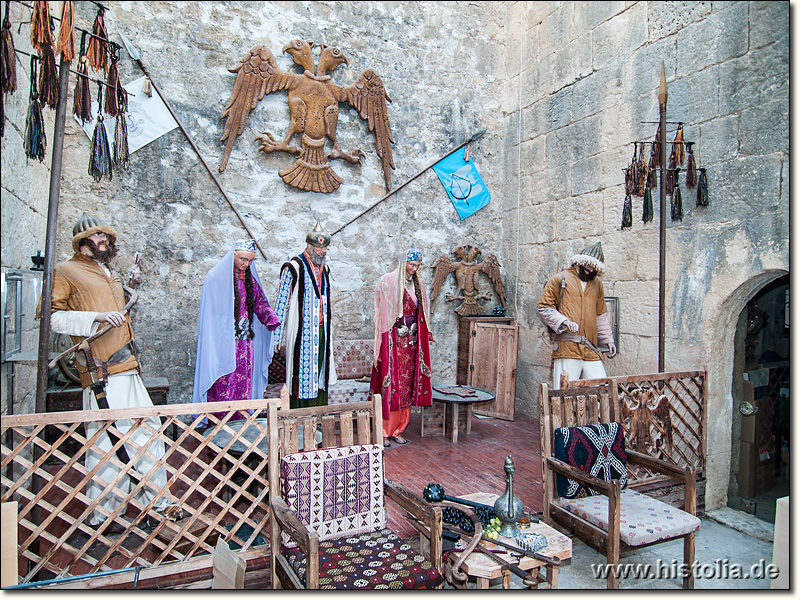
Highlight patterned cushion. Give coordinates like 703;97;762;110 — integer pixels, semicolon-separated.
559;488;701;546
282;527;444;589
332;339;374;379
554;422;628;498
328;380;372;405
281;445;385;544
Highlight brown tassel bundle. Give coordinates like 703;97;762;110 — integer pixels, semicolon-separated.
1;1;16;96
86;7;108;74
113;87;130;170
653;123;662;167
636;141;648;196
56;0;75;62
104;47;121;118
647;142;658;189
685;142;697;190
38;44;59;109
626;144;639;197
666;154;677;196
73;32;92;123
671;123;685;166
30;0;54;53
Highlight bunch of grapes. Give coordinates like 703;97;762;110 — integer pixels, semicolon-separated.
483;516;503;540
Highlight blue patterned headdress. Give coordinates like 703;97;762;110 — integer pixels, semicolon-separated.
406;248;422;262
233;239;257;253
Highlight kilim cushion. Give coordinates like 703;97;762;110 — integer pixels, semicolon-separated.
282;527;445;589
554;422;628;499
281;444;386;545
559;488;701;546
332;339;374;379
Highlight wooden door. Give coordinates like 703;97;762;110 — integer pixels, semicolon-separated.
469;321;518;420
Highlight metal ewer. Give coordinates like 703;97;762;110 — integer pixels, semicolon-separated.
494;454;524;537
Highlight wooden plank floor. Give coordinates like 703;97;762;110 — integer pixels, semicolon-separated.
383;409;544;539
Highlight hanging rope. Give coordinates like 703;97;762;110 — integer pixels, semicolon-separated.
23;55;45;161
89;80;112;181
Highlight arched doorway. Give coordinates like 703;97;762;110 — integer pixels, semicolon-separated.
727;273;789;523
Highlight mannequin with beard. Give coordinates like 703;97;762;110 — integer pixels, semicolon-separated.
45;212;181;527
537;242;617;389
272;220;337;408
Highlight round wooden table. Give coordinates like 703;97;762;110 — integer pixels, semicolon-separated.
421;385;495;443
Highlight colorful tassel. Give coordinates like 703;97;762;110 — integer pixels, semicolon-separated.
642;186;654;224
621;193;633;229
23;56;46;161
113;87;130;170
86;7;108;75
647;142;658;189
73;32;92;123
671;123;685;166
104;46;121;118
30;0;54;54
685;142;697;190
671;171;683;222
696;168;709;207
38;43;59;109
89;81;112;182
1;1;17;95
636;141;648;196
653;123;662;168
56;1;75;61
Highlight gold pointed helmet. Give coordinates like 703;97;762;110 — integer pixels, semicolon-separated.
305;218;331;248
71;212;118;252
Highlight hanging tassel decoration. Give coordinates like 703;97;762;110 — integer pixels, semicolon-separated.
672;123;685;166
73;32;92;123
56;0;75;61
696;168;709;207
86;7;108;74
113;86;130;170
647;142;658;189
666;153;677;196
621;193;633;230
642;186;654;224
1;1;17;95
89;81;113;182
653;123;662;168
104;46;121;118
30;0;54;53
23;56;46;161
670;170;683;222
685;142;697;190
636;141;648;196
627;144;640;196
38;43;59;109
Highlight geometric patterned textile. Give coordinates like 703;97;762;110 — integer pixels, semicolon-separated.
332;339;374;379
554;422;628;499
282;527;445;589
281;444;385;545
559;488;701;546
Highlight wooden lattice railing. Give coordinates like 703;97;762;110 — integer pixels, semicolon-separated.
572;370;707;486
1;398;279;586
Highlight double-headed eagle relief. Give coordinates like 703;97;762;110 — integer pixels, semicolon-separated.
431;244;507;316
218;40;395;194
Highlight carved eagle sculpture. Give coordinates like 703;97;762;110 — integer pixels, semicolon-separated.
218;40;395;194
431;244;507;316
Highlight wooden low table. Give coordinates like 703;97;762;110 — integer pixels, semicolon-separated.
448;492;572;589
420;385;495;443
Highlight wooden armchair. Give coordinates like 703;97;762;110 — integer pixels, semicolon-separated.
266;395;446;589
538;382;700;589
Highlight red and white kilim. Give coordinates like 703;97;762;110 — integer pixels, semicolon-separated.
281;444;385;545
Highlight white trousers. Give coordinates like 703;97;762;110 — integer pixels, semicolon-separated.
552;358;607;390
83;371;170;525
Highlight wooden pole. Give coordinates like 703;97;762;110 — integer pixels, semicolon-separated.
658;63;667;373
35;58;72;414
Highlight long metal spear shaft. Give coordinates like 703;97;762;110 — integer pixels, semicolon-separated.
658;63;667;372
118;32;268;261
35;58;72;414
330;129;486;237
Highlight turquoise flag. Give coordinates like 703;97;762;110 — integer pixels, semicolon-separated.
432;152;491;220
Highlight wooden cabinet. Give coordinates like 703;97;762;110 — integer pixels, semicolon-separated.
456;316;519;420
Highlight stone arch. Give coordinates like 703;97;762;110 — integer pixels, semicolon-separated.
704;269;788;509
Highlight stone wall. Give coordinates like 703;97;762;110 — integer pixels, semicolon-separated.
0;1;789;510
503;1;789;508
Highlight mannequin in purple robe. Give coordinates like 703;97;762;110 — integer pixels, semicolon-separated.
193;240;280;420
